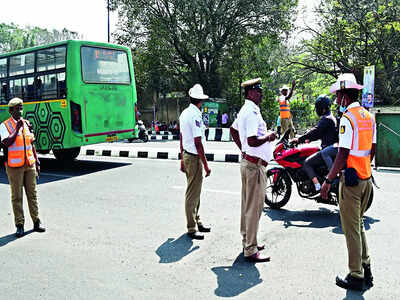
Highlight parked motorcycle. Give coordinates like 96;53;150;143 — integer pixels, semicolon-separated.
264;130;373;210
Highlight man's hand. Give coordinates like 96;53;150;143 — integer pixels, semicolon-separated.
16;119;24;129
205;166;211;177
290;138;299;145
291;79;296;88
268;132;277;142
320;181;330;199
35;161;41;176
180;160;185;173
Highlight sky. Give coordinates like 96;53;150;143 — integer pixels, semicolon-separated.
0;0;319;43
0;0;118;42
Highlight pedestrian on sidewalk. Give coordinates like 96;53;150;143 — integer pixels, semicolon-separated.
277;80;296;139
0;98;46;238
222;112;229;127
230;78;276;262
179;84;212;240
321;73;375;291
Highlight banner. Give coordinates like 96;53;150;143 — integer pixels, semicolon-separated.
362;66;375;108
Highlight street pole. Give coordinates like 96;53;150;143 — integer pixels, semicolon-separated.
107;0;110;43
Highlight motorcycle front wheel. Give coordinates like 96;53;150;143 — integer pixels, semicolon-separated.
265;168;292;209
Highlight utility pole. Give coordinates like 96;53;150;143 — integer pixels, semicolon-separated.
107;0;110;43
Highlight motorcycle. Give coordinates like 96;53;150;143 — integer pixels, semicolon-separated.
264;130;373;210
138;120;149;142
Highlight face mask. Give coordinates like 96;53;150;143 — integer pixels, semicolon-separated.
339;106;346;113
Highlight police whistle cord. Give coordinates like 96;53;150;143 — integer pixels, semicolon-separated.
371;175;380;189
378;122;400;138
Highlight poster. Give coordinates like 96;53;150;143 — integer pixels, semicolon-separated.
362;65;375;108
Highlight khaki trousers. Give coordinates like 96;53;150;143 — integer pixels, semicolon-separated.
240;159;266;257
281;117;295;139
183;152;203;233
6;164;40;227
339;177;373;278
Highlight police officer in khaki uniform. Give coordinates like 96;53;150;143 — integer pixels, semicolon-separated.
0;98;46;238
321;74;375;291
230;78;276;262
179;84;211;240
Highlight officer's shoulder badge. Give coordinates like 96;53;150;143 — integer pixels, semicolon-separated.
340;125;345;134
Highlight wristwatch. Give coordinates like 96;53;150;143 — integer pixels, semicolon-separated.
325;177;333;185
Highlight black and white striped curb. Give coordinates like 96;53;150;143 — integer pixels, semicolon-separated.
82;146;242;162
147;128;232;141
149;135;179;141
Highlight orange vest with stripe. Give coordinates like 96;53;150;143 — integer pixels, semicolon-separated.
343;107;375;179
279;97;291;119
3;117;36;167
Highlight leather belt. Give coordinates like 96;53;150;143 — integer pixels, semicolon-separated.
184;150;198;156
244;154;268;167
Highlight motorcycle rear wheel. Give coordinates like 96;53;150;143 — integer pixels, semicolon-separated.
265;168;292;209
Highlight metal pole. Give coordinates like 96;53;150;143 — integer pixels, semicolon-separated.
107;0;110;43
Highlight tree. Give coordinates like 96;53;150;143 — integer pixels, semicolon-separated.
0;23;81;54
289;0;400;104
111;0;298;97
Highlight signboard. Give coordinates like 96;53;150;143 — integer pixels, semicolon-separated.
362;66;375;108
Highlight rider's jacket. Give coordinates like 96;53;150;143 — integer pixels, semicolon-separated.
298;111;337;149
3;117;35;167
343;106;374;179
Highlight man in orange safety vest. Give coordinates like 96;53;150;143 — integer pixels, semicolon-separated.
0;98;45;238
277;80;296;139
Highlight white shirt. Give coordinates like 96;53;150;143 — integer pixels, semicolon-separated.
179;103;206;154
338;102;377;149
232;100;273;162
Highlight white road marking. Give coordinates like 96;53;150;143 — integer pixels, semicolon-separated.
172;186;240;195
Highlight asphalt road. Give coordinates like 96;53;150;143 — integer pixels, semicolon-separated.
0;154;399;300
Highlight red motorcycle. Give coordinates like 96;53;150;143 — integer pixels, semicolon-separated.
265;130;373;210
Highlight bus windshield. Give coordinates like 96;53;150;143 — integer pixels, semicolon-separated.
81;46;130;84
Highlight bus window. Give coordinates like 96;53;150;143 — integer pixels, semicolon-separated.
37;46;66;72
10;79;23;99
0;59;7;78
9;53;34;76
55;47;66;69
38;74;57;100
23;77;35;100
81;46;130;84
57;72;66;98
1;82;8;104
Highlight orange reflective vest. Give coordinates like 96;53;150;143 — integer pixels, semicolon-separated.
343;107;375;179
279;97;291;119
3;117;35;167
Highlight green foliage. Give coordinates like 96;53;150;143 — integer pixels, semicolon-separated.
112;0;298;98
290;0;400;105
0;23;81;54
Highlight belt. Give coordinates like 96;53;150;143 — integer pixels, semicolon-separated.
244;154;268;167
184;150;198;156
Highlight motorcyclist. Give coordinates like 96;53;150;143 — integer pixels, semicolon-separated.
291;95;338;192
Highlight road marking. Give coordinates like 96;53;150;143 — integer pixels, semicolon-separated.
172;186;240;195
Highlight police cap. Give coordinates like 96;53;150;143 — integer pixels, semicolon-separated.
8;97;23;108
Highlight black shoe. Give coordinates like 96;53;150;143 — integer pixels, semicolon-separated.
363;263;374;287
336;274;364;291
33;221;46;233
245;252;271;263
198;224;211;233
15;225;24;238
187;232;204;240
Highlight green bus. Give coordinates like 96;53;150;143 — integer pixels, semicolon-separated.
0;40;138;160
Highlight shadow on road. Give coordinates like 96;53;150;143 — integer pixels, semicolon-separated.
0;156;131;185
211;253;262;298
155;234;200;263
264;207;380;234
0;229;34;248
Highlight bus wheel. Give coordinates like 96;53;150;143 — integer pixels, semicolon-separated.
53;147;81;161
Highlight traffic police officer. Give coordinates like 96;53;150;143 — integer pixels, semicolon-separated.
277;80;296;139
179;84;211;240
0;98;45;238
321;73;375;291
230;78;276;262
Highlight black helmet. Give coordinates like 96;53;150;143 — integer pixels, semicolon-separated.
315;94;331;116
